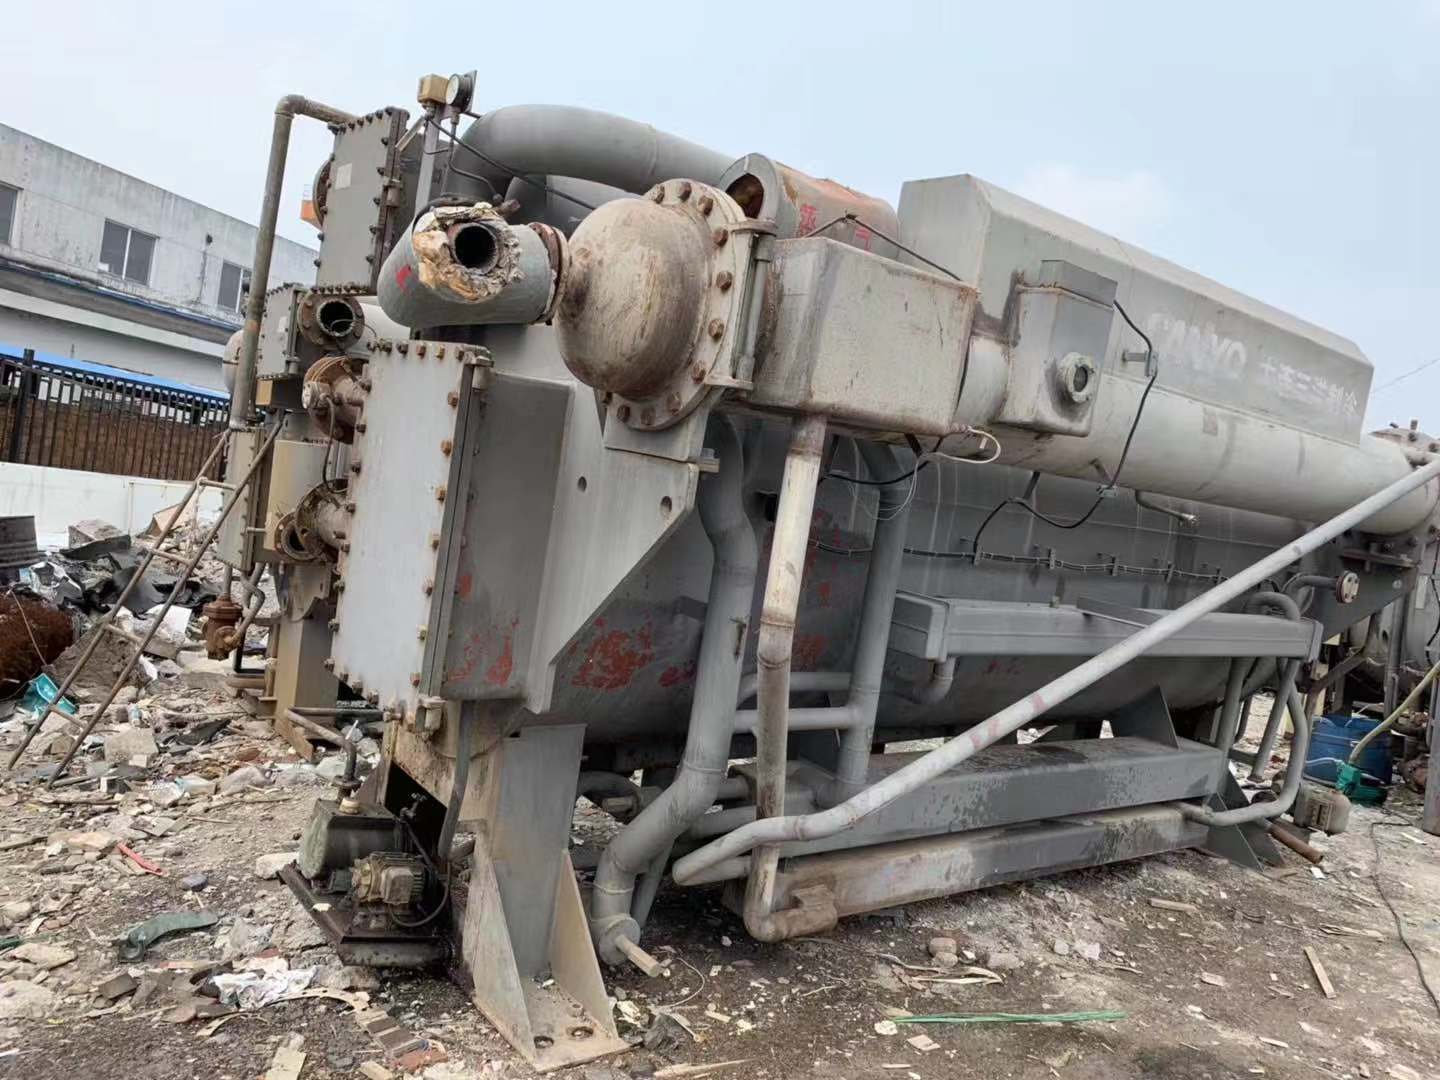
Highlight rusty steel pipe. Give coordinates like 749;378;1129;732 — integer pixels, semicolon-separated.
674;452;1440;891
231;95;356;428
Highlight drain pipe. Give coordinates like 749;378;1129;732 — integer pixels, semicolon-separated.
673;452;1440;890
1180;681;1310;826
745;415;832;943
588;417;757;967
231;95;356;429
825;440;916;805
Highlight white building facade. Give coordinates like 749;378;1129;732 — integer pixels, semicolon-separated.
0;124;316;391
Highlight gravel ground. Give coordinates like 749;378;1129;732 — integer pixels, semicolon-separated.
2;686;1437;1080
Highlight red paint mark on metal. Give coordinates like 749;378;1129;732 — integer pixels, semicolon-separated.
659;659;698;688
572;623;654;690
815;581;832;607
395;263;413;289
791;632;827;671
797;202;819;234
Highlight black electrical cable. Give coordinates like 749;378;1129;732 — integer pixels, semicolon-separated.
1427;544;1440;653
969;299;1158;556
1370;819;1440;1019
803;212;964;284
443;118;599;213
825;435;941;488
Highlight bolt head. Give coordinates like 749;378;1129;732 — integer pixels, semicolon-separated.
650;188;665;203
708;318;725;340
435;485;447;502
677;181;692;201
712;228;728;247
349;461;362;475
697;194;714;215
715;270;733;291
447;391;460;406
440;438;453;455
323;658;335;671
691;363;707;382
410;673;422;687
617;404;632;422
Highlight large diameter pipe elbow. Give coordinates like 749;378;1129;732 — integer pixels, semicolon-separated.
378;204;564;328
456;104;732;202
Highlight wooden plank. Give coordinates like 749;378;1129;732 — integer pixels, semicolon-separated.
1303;945;1336;998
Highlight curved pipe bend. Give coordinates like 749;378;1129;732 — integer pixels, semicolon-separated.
588;416;757;963
455;105;732;204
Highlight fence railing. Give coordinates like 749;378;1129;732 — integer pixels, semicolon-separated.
0;349;228;482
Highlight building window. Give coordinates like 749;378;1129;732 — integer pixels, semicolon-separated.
217;261;253;314
99;219;156;284
0;184;17;246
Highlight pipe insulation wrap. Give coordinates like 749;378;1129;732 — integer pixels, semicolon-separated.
378;204;561;328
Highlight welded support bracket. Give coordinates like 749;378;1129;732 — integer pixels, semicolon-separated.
462;843;626;1071
1200;772;1283;868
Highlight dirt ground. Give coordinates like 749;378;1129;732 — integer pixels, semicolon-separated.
2;681;1438;1080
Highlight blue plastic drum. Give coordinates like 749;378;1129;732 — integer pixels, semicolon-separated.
1304;714;1393;786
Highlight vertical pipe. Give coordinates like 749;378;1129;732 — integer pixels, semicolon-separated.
231;95;356;429
745;415;828;942
590;418;758;963
826;441;915;803
1249;658;1302;780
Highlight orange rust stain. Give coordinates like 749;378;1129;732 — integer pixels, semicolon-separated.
485;633;514;686
659;659;697;688
456;572;474;600
791;632;827;671
572;623;654;690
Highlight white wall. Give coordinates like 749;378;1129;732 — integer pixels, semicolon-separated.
0;302;224;390
0;461;223;545
0;123;316;321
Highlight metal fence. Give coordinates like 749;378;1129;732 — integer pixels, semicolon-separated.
0;349;227;482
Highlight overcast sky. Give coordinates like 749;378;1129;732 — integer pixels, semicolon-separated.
3;2;1434;430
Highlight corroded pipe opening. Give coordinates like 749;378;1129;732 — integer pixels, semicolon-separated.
451;223;501;272
316;299;357;339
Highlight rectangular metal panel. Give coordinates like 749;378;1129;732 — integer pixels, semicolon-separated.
317;110;408;291
749;237;976;436
437;373;569;699
888;594;1317;660
330;344;484;714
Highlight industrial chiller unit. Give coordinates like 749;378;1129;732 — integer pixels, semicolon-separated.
199;76;1439;1068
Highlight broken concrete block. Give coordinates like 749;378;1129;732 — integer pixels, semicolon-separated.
103;727;158;764
176;655;231;691
0;980;59;1019
11;942;77;970
67;519;125;547
317;965;381;992
47;829;117;854
95;972;138;1000
254;852;296;880
220;765;270;794
218;917;274;961
926;936;958;958
1;900;35;926
148;781;186;808
175;774;217;797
